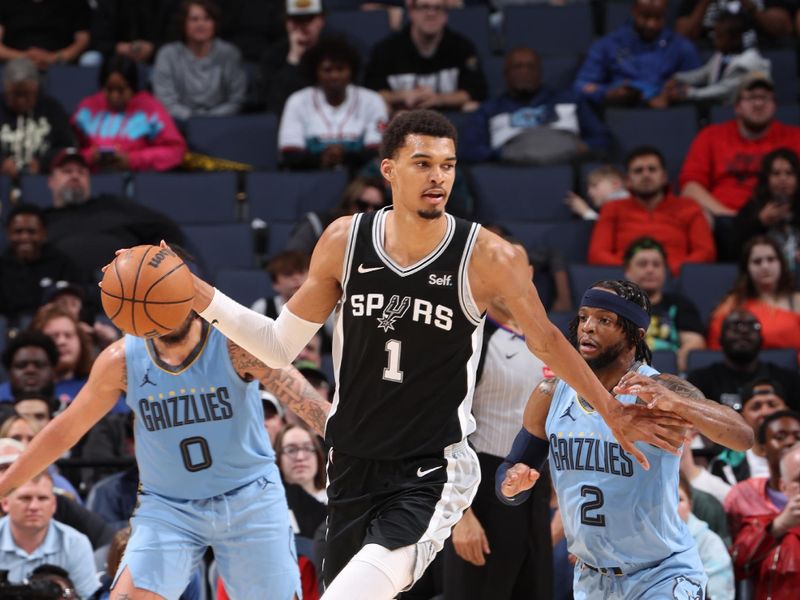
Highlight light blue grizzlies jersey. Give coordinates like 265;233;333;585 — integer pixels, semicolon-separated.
125;322;274;499
545;364;695;570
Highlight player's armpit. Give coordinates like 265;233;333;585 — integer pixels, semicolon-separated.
263;365;330;438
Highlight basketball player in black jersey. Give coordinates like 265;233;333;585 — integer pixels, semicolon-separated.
185;110;684;599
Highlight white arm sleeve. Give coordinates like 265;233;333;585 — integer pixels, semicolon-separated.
199;289;323;368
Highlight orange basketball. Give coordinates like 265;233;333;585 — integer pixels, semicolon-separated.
101;245;195;338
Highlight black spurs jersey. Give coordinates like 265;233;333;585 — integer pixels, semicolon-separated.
327;207;485;459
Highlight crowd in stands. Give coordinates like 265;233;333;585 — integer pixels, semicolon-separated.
3;0;800;598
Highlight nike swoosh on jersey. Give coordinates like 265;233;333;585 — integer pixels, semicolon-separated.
358;264;385;274
505;353;518;359
416;465;443;478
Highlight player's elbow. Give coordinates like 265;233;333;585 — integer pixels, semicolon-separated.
729;424;755;453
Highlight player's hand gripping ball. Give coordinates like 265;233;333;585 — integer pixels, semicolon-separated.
101;245;195;338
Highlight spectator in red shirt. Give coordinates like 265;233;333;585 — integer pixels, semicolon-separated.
727;412;800;600
680;72;800;217
588;145;716;276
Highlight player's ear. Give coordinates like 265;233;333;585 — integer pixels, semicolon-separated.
380;158;394;182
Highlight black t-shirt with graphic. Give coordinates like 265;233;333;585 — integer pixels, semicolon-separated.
646;291;705;353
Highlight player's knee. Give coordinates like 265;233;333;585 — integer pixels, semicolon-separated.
353;543;416;593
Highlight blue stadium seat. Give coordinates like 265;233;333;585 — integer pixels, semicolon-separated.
549;311;572;336
266;222;296;256
482;56;505;99
499;222;556;250
471;164;573;221
678;262;738;324
547;220;596;264
324;0;363;9
0;176;9;205
604;1;632;33
503;4;594;56
182;223;254;272
215;267;274;307
687;348;798;372
326;9;392;59
764;49;798;104
606;106;698;164
45;65;100;115
246;171;348;222
652;350;678;375
568;264;624;307
186;114;278;170
19;173;127;208
710;103;800;124
133;172;238;224
541;55;582;92
448;5;492;59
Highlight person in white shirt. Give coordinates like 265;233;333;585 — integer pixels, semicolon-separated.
278;36;388;173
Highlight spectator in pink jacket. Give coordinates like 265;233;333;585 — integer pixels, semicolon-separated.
71;54;186;172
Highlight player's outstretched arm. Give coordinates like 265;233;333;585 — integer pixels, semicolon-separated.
186;219;349;368
615;372;754;452
0;341;126;498
227;340;330;437
471;232;676;469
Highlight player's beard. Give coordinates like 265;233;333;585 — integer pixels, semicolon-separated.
159;314;196;345
417;208;444;220
585;340;627;371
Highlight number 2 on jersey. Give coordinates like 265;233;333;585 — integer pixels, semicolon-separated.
579;485;606;527
383;339;404;383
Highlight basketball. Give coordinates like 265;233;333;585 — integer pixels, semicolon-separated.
101;245;195;338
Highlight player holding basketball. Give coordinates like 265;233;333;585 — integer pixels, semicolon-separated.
183;110;691;599
0;307;330;600
497;280;753;600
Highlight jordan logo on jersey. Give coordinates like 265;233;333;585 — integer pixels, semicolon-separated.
377;294;411;332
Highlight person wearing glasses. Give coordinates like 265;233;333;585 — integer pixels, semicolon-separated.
588;146;716;277
707;236;800;356
688;308;800;410
364;0;487;112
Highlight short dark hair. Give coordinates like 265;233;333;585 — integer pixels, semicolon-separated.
568;279;653;365
5;203;45;229
13;390;57;417
624;146;666;170
757;409;800;444
100;54;139;92
266;251;310;279
177;0;221;42
741;376;786;407
380;110;457;160
303;36;361;83
623;237;667;266
715;10;747;35
1;331;59;370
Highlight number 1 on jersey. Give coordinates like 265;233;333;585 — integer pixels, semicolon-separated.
383;339;404;383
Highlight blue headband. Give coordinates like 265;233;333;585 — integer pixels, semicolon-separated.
580;289;650;330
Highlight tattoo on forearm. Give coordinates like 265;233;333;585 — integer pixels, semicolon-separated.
227;341;329;436
262;367;330;437
654;373;705;401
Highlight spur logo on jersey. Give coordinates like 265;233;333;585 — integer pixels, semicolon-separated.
138;386;233;432
549;433;634;477
350;293;454;331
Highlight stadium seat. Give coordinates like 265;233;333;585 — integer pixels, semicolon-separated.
687;348;798;372
215;267;274;307
326;9;392;59
45;65;100;115
265;222;296;257
710;103;800;124
186;114;279;170
0;176;9;205
246;171;348;222
448;5;492;59
133;172;238;224
182;223;255;272
482;56;505;99
471;164;573;221
604;1;631;33
549;311;572;337
20;173;127;208
568;264;625;307
606;107;698;164
651;350;678;375
764;49;798;104
541;55;582;93
678;262;738;324
503;4;594;56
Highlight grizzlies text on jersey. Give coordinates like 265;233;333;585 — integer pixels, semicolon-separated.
327;207;485;459
125;322;274;499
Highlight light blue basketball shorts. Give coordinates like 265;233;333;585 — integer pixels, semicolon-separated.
573;547;707;600
113;469;301;600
